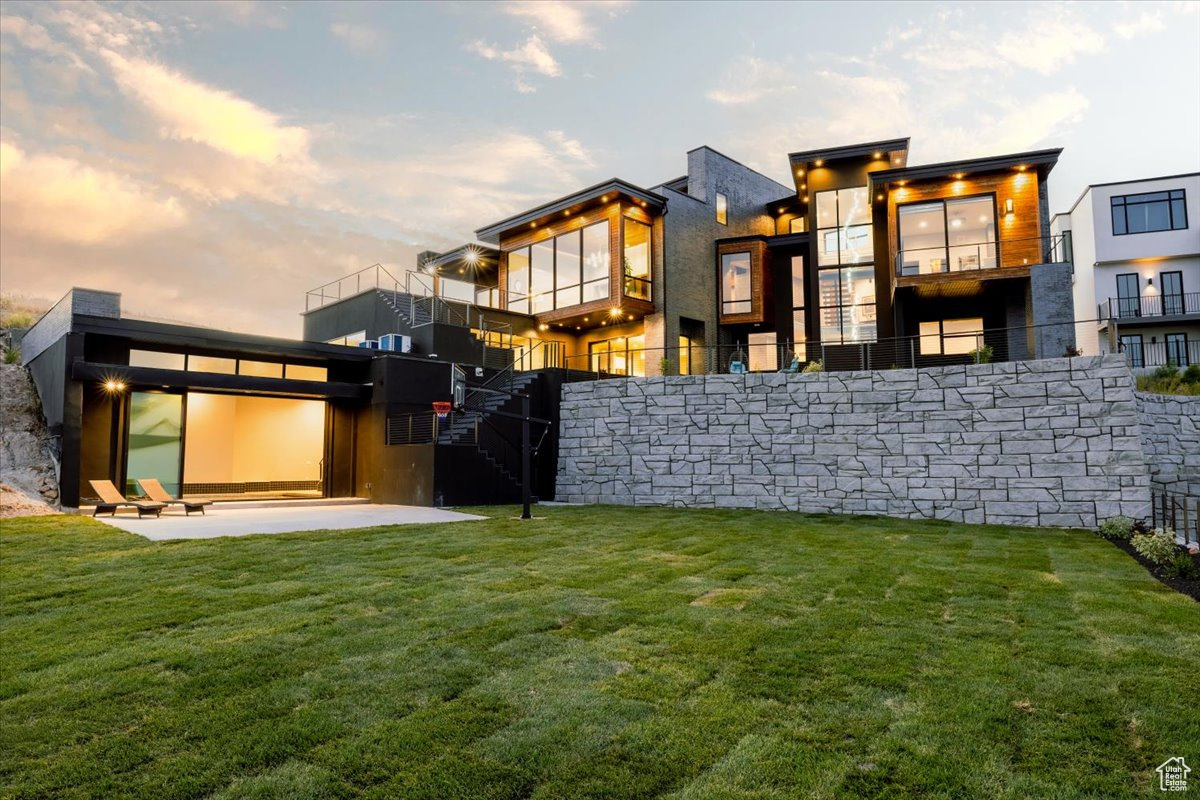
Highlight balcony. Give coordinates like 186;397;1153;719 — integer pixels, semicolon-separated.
1118;339;1200;370
896;232;1072;278
1098;292;1200;322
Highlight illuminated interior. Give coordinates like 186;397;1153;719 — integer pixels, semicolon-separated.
182;393;326;498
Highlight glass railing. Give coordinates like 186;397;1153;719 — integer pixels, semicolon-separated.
896;233;1072;277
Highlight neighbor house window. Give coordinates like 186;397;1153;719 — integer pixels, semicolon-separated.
1161;271;1185;315
1111;189;1187;235
918;318;984;356
505;220;610;313
1120;334;1144;368
1115;272;1141;318
898;196;996;276
623;218;652;301
1165;333;1189;366
721;252;752;314
715;192;728;225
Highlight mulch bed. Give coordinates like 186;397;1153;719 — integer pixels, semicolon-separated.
1109;538;1200;602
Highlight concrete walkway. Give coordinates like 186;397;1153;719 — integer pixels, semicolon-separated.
92;503;487;541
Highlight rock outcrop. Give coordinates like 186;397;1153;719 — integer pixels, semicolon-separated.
1;361;60;508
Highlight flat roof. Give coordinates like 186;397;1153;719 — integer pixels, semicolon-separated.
1055;171;1200;217
475;178;666;244
869;148;1062;190
788;138;911;167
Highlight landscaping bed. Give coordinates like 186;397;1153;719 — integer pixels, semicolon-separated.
1109;537;1200;602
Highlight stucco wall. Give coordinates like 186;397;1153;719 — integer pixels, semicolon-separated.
557;354;1154;528
1136;392;1200;498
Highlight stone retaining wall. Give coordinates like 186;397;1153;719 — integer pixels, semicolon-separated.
557;355;1152;528
1136;393;1200;498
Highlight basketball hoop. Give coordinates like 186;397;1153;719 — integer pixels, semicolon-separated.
432;401;452;421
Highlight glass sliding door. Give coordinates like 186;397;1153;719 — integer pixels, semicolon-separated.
126;392;183;497
1115;273;1141;318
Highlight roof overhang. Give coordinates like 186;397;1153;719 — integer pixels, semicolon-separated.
869;148;1062;194
788;138;911;194
475;179;666;245
420;243;500;283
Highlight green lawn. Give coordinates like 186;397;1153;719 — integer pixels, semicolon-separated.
1;507;1197;799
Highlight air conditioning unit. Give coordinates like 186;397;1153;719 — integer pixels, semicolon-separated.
379;334;412;353
357;340;379;349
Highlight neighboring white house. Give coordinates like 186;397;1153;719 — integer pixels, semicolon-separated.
1051;173;1200;369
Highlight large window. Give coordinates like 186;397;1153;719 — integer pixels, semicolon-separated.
1112;189;1187;235
817;264;875;344
506;220;610;314
128;351;325;381
898;196;996;276
815;187;875;343
623;218;652;301
919;318;984;356
791;255;806;362
747;332;777;371
815;187;871;267
589;334;645;376
721;252;752;314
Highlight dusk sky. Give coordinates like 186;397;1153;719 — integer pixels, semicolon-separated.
2;0;1198;337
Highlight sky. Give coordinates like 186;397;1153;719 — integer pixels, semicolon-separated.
1;0;1198;337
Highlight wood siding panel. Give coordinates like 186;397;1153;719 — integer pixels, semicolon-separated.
886;171;1044;284
717;240;771;325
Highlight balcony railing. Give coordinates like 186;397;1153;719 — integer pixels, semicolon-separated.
1098;292;1200;320
896;232;1072;277
623;275;652;301
1117;339;1200;369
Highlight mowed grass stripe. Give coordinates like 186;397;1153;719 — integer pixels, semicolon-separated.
1;506;1196;799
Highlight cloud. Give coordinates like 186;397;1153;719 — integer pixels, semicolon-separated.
469;34;562;84
707;56;799;105
329;21;383;54
101;51;311;164
501;0;628;44
0;140;187;245
994;6;1105;75
468;1;627;91
1113;10;1166;39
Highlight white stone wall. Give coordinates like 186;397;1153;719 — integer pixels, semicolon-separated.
1136;393;1200;498
557;355;1153;528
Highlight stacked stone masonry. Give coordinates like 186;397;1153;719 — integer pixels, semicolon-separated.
557;355;1161;528
1136;393;1200;498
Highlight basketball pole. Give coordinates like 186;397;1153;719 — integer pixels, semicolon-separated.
521;392;532;520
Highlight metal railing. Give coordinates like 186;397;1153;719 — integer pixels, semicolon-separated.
1099;292;1200;321
1117;340;1200;370
1151;490;1199;549
306;263;409;311
896;232;1072;277
560;319;1091;380
384;409;525;485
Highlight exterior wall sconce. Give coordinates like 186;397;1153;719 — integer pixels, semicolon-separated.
1004;198;1014;216
1145;276;1157;295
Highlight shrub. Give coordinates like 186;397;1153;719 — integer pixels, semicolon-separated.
968;344;993;364
3;347;19;365
1153;362;1180;381
1097;515;1135;540
1131;528;1178;566
658;357;672;376
802;360;823;373
1183;364;1200;385
1164;552;1199;580
1063;345;1083;358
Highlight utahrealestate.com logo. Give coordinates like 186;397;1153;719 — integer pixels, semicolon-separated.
1157;757;1191;792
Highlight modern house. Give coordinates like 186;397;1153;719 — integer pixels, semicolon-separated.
24;135;1082;509
1052;173;1200;369
306;140;1075;377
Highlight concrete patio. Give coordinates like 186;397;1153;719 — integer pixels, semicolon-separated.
90;502;487;541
